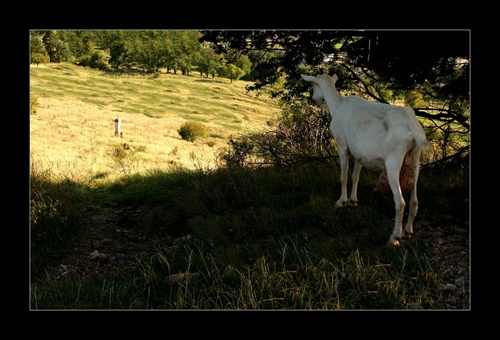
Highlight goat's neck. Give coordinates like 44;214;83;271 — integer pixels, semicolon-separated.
322;86;342;116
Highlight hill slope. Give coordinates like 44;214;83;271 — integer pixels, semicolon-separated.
30;63;281;180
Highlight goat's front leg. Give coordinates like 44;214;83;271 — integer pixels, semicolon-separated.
335;148;350;208
348;161;362;207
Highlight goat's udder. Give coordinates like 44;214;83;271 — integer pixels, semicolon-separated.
374;164;415;194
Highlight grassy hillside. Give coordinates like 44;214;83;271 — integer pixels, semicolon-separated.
29;63;469;310
30;63;281;181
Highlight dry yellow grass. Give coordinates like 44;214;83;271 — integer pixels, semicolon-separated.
30;63;281;183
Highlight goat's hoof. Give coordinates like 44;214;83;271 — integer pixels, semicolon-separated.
403;231;413;239
388;237;401;247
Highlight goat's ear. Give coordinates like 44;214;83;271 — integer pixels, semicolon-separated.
301;74;316;83
330;74;338;82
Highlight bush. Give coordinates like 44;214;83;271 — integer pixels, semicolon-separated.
81;51;110;71
220;100;335;167
178;121;208;142
107;143;140;175
31;52;50;66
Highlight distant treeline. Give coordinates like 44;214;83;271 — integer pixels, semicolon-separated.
30;30;281;83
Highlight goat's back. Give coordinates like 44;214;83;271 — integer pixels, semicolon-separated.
330;97;428;170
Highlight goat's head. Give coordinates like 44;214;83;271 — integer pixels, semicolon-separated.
301;74;338;106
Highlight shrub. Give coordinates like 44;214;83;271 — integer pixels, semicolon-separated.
87;51;110;71
107;143;140;175
220;100;335;167
178;121;208;142
31;52;50;66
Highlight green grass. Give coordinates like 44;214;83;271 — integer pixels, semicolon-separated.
30;161;468;309
30;63;280;137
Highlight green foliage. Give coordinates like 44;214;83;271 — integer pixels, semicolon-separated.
234;54;252;74
178;121;208;142
33;30;203;76
42;31;73;63
405;91;426;108
30;33;50;66
31;53;50;66
109;42;133;70
220;64;245;83
242;48;285;82
201;30;470;165
220;136;257;167
30;33;47;54
64;31;95;59
220;99;334;167
194;42;224;78
88;50;110;71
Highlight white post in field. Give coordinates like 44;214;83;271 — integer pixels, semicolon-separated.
114;117;121;137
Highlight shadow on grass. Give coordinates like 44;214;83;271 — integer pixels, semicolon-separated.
30;162;468;309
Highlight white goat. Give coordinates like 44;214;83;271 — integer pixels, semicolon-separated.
301;74;430;246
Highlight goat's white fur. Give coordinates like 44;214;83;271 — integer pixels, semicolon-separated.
301;74;430;246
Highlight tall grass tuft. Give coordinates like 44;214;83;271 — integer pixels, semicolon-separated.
30;160;90;281
31;237;442;309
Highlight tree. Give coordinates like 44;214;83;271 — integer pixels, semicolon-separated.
220;64;245;83
200;30;470;166
63;31;95;60
31;30;95;65
30;33;47;54
166;31;202;75
41;31;72;63
194;42;223;78
89;50;110;71
31;52;50;66
234;54;251;75
132;31;168;73
109;41;133;70
30;33;50;65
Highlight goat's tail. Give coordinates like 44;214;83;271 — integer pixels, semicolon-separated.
416;137;431;151
404;134;431;166
403;106;432;152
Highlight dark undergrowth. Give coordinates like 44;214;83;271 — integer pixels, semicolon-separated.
30;161;469;309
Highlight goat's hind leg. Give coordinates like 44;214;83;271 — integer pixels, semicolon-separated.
403;159;422;239
386;162;406;246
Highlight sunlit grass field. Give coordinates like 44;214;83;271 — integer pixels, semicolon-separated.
30;63;281;182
